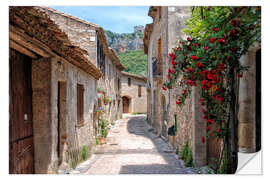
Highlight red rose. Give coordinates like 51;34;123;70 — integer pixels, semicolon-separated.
191;55;200;60
187;37;191;41
196;61;204;68
168;86;172;89
231;47;237;52
167;75;172;81
213;27;219;32
237;73;243;78
206;126;210;132
201;136;205;143
202;108;205;114
231;19;239;27
216;129;221;133
176;100;180;105
193;43;199;47
204;45;208;51
206;119;213;124
209;38;216;43
162;85;167;91
207;72;213;80
217;96;224;102
217;38;226;44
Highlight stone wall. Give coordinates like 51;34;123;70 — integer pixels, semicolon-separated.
121;74;147;114
32;57;55;173
46;10;98;66
145;6;207;166
97;55;123;125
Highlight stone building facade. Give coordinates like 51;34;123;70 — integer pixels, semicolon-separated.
144;6;261;169
9;6;125;174
45;7;125;142
121;72;147;114
144;6;210;167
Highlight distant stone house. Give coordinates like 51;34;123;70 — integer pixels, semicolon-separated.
143;6;261;168
121;72;147;114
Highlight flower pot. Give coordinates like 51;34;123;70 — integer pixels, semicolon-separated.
98;137;106;145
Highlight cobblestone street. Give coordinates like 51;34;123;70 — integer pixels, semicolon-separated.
74;115;196;174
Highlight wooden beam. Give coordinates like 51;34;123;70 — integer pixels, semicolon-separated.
9;30;50;58
10;40;38;59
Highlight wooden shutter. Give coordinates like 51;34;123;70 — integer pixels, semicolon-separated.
158;38;162;75
77;84;84;125
138;85;142;97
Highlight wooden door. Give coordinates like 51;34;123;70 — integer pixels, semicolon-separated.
122;97;130;113
9;50;34;174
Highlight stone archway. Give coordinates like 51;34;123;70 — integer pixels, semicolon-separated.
122;96;131;113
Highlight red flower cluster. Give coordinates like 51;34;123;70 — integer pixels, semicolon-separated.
237;73;243;78
217;38;227;45
209;38;216;43
201;79;212;90
204;45;208;51
201;136;205;143
231;19;240;27
196;61;204;68
191;55;200;60
162;84;167;91
193;42;199;47
213;27;219;32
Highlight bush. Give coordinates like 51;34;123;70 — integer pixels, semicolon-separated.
81;146;87;160
180;141;194;167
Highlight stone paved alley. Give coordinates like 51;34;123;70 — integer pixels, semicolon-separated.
71;114;197;174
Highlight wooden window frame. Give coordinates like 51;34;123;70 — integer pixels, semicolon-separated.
77;84;84;126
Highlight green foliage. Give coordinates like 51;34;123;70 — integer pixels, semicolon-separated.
117;50;147;76
175;148;179;155
96;137;99;145
105;30;135;46
81;146;87;160
99;118;108;138
180;141;194;167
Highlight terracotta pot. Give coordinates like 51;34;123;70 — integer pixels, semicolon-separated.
98;137;106;145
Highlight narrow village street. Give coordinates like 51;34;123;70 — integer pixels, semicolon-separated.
73;115;196;174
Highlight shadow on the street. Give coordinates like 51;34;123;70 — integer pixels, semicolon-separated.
124;115;184;174
119;164;184;174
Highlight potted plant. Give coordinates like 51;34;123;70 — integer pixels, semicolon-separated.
104;96;110;105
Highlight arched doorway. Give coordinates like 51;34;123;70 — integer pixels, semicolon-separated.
122;96;131;113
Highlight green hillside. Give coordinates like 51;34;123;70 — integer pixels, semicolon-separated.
117;50;147;76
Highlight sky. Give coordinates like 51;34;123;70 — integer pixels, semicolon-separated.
50;6;153;34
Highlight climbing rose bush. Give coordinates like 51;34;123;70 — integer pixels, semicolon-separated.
162;7;260;145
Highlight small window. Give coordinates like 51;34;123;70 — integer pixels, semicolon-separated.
128;78;131;86
138;85;142;97
77;84;84;126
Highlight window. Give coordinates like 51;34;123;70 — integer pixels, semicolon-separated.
77;84;84;125
138;85;142;97
97;35;105;76
118;78;121;92
128;78;131;86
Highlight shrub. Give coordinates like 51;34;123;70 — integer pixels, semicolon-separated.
180;141;194;167
81;146;87;160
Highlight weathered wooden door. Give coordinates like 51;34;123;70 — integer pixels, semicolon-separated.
122;96;130;113
9;50;34;174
